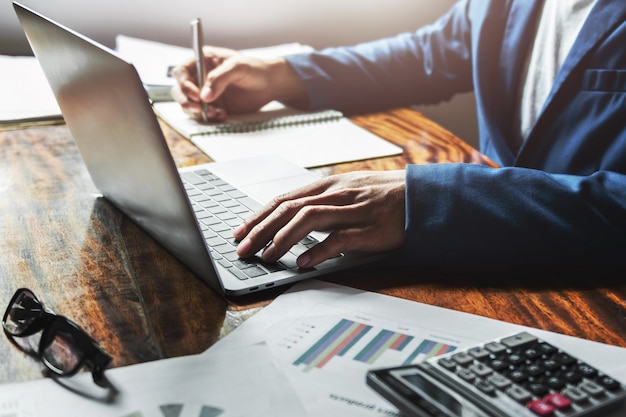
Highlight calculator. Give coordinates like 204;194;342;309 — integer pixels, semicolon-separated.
366;332;626;417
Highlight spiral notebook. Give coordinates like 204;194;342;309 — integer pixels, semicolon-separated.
153;100;402;168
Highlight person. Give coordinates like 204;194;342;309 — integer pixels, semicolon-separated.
171;0;626;272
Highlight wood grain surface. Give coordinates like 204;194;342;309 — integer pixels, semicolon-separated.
1;108;624;387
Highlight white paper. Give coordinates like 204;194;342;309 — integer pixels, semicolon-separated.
154;101;402;168
0;343;306;417
0;56;62;124
207;280;626;417
115;35;194;88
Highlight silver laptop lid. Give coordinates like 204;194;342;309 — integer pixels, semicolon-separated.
14;2;222;293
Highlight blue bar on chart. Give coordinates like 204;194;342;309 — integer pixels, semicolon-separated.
353;329;414;364
402;339;457;365
293;318;372;372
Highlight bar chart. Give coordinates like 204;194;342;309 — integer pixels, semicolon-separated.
293;318;373;372
354;329;414;364
292;317;457;373
402;338;457;365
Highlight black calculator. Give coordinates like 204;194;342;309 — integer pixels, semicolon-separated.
366;332;626;417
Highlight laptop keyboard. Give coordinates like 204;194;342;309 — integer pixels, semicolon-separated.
181;168;320;281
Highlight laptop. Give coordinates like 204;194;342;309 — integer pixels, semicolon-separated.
14;2;381;297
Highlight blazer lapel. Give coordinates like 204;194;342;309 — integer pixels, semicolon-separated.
494;0;543;164
499;0;543;98
542;0;626;107
518;0;626;161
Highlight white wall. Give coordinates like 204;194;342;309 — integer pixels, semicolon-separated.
1;0;478;147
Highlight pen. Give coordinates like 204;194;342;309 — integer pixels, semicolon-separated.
191;18;209;123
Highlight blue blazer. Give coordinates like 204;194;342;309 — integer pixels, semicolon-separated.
286;0;626;268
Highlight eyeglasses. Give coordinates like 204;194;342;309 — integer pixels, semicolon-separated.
3;288;111;385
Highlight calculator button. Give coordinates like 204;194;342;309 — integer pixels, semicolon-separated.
579;380;605;397
577;363;598;378
475;380;497;396
526;363;545;376
562;387;589;403
527;399;555;416
562;370;582;384
508;369;529;383
541;359;560;371
452;352;474;367
438;357;457;372
544;393;572;411
468;347;491;360
506;385;532;403
528;382;550;397
505;353;524;365
489;358;508;371
537;342;558;355
487;374;512;390
598;375;622;391
523;347;541;359
469;363;492;377
546;375;566;390
501;332;537;349
485;342;507;354
457;368;476;383
554;352;577;366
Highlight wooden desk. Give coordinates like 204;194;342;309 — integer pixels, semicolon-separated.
1;108;625;385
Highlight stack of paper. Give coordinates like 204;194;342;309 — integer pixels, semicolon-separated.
0;55;63;130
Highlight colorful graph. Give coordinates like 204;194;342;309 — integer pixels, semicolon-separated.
402;339;456;365
293;318;372;372
293;318;458;372
354;329;414;364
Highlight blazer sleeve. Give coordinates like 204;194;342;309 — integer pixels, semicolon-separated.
404;163;626;268
284;0;474;114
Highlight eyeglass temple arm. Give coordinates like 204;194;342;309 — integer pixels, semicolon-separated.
87;344;112;385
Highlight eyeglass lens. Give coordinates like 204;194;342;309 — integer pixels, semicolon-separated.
42;321;84;375
3;289;42;336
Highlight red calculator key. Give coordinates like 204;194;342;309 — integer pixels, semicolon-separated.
527;399;555;416
544;393;572;410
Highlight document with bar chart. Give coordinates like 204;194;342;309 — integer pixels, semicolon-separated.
208;280;626;417
208;281;486;417
286;305;462;373
271;302;476;417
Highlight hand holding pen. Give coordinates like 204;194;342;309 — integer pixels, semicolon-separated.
171;22;308;120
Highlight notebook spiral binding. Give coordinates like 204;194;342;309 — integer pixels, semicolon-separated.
197;109;344;135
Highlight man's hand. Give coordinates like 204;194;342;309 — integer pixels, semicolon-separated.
234;170;406;268
170;46;307;120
